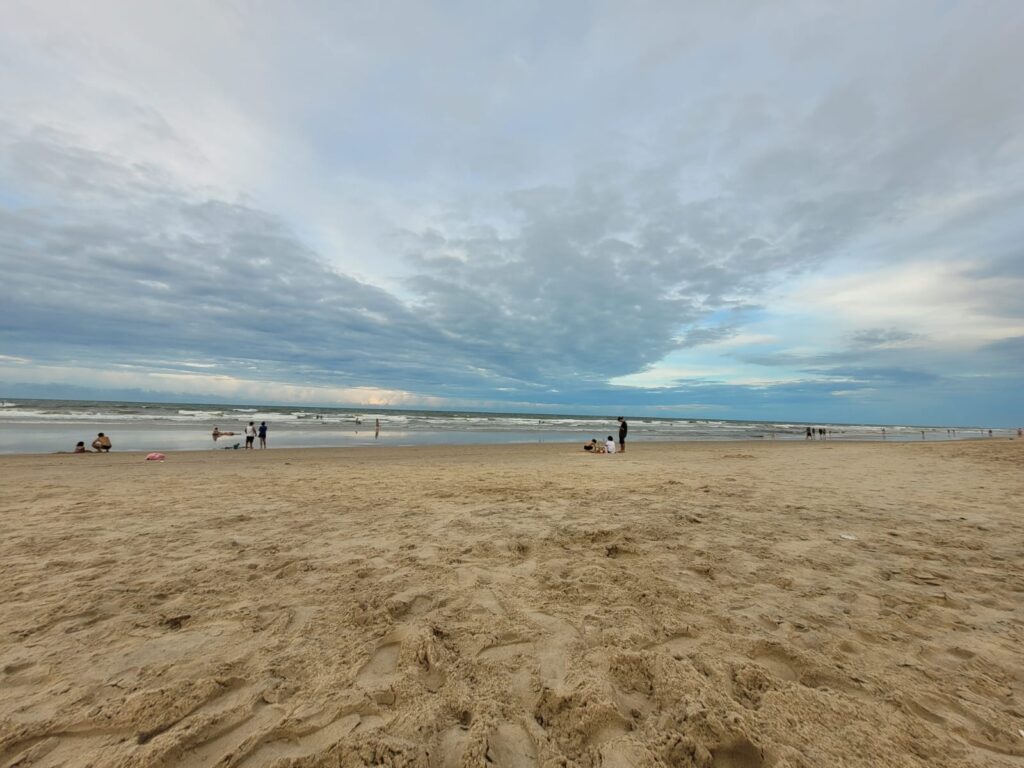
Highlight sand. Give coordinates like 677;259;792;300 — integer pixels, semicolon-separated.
0;439;1022;768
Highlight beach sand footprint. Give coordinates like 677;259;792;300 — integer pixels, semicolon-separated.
240;713;362;767
525;611;578;688
902;693;1023;757
430;725;472;768
751;651;798;682
356;641;401;688
648;633;701;659
711;737;765;768
600;741;649;768
174;704;285;768
485;722;537;768
477;639;533;662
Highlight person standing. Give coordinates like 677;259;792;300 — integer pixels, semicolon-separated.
244;421;257;450
375;418;380;439
617;416;628;453
258;421;268;449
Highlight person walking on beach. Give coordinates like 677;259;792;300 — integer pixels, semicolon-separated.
375;418;380;439
617;417;628;453
806;427;813;440
244;421;257;449
258;421;268;449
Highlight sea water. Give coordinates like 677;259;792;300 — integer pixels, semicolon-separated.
0;398;1007;455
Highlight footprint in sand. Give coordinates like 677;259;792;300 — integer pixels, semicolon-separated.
477;640;533;662
526;611;578;688
242;713;363;767
649;633;701;659
600;741;649;768
430;725;472;768
485;723;537;767
173;704;285;767
711;737;765;768
356;641;400;686
751;651;798;682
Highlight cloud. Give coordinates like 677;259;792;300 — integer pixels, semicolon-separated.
2;2;1024;424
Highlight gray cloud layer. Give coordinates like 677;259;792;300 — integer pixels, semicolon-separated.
2;2;1023;422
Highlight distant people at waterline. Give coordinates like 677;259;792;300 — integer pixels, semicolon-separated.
92;433;111;452
212;426;235;441
244;421;257;449
617;417;628;453
258;421;268;449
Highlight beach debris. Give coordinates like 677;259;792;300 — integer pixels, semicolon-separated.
145;452;166;461
839;533;858;541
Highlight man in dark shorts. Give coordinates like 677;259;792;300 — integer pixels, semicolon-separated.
258;421;268;449
244;421;257;449
617;416;628;453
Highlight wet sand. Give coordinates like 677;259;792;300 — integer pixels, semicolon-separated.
0;440;1022;767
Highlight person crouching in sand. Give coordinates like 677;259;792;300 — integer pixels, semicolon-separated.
92;433;112;452
583;438;606;453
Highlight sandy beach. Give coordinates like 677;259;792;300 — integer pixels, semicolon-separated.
0;439;1021;768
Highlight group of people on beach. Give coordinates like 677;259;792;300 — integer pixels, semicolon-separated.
213;421;268;449
583;417;628;454
65;433;112;453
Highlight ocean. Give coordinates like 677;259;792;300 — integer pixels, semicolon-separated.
0;398;1006;455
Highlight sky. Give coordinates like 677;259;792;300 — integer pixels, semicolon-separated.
1;1;1022;425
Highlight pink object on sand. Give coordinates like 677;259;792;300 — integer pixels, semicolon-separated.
145;453;166;461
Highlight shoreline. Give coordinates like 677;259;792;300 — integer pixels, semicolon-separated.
0;432;1013;459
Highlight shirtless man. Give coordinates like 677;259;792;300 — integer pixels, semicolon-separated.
92;433;112;452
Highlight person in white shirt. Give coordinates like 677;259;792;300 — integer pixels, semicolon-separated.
605;435;616;454
244;421;257;449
